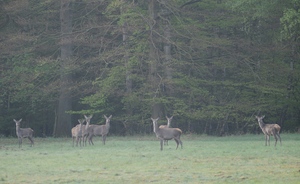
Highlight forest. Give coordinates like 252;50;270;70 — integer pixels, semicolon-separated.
0;0;299;137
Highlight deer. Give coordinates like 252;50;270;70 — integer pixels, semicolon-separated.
82;115;93;146
159;116;173;145
151;117;182;151
87;115;112;145
255;115;282;147
71;119;85;147
13;119;34;148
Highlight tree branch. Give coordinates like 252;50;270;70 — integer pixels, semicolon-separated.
180;0;203;8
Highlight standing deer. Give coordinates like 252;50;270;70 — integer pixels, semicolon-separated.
151;117;182;151
159;116;173;145
82;115;93;146
13;119;34;148
71;119;85;147
87;115;112;145
255;115;282;146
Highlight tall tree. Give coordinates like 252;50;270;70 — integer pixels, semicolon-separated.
54;0;73;137
148;0;163;119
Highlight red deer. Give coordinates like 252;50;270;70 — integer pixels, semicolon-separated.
159;116;173;145
87;115;112;145
13;119;34;148
82;115;93;146
71;119;85;147
255;115;282;146
151;117;182;151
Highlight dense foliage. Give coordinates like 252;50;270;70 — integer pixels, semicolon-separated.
1;0;299;137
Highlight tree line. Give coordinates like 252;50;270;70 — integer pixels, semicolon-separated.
0;0;299;137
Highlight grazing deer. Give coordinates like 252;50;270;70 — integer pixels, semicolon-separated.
255;115;282;147
159;116;173;145
13;119;34;148
87;115;112;145
71;119;85;147
82;115;93;146
151;117;182;151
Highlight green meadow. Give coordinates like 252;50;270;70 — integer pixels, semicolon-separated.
0;134;299;184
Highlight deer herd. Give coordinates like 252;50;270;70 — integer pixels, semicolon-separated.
13;115;282;150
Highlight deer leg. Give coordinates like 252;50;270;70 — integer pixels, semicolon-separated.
28;137;34;147
18;137;22;148
82;136;85;146
86;135;89;145
267;135;270;146
277;133;282;146
72;137;75;147
102;135;107;145
264;135;268;146
178;139;183;149
88;135;91;145
88;134;94;145
84;135;89;145
164;140;168;145
85;136;88;146
160;139;164;151
174;139;179;149
273;134;278;147
90;137;94;145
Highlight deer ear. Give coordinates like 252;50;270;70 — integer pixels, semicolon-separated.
262;115;265;118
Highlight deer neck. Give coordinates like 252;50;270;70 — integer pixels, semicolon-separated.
16;124;21;131
258;120;266;129
85;121;90;130
105;122;110;130
153;122;159;134
78;124;83;134
16;125;21;136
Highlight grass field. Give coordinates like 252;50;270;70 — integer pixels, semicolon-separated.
0;134;300;184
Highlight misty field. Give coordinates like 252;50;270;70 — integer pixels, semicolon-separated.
0;134;299;184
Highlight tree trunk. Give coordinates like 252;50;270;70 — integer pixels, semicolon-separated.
162;4;172;82
120;1;132;95
148;0;163;119
55;0;73;137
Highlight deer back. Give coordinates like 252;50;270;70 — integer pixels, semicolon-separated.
157;127;182;140
264;124;281;135
18;128;34;138
92;124;109;136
